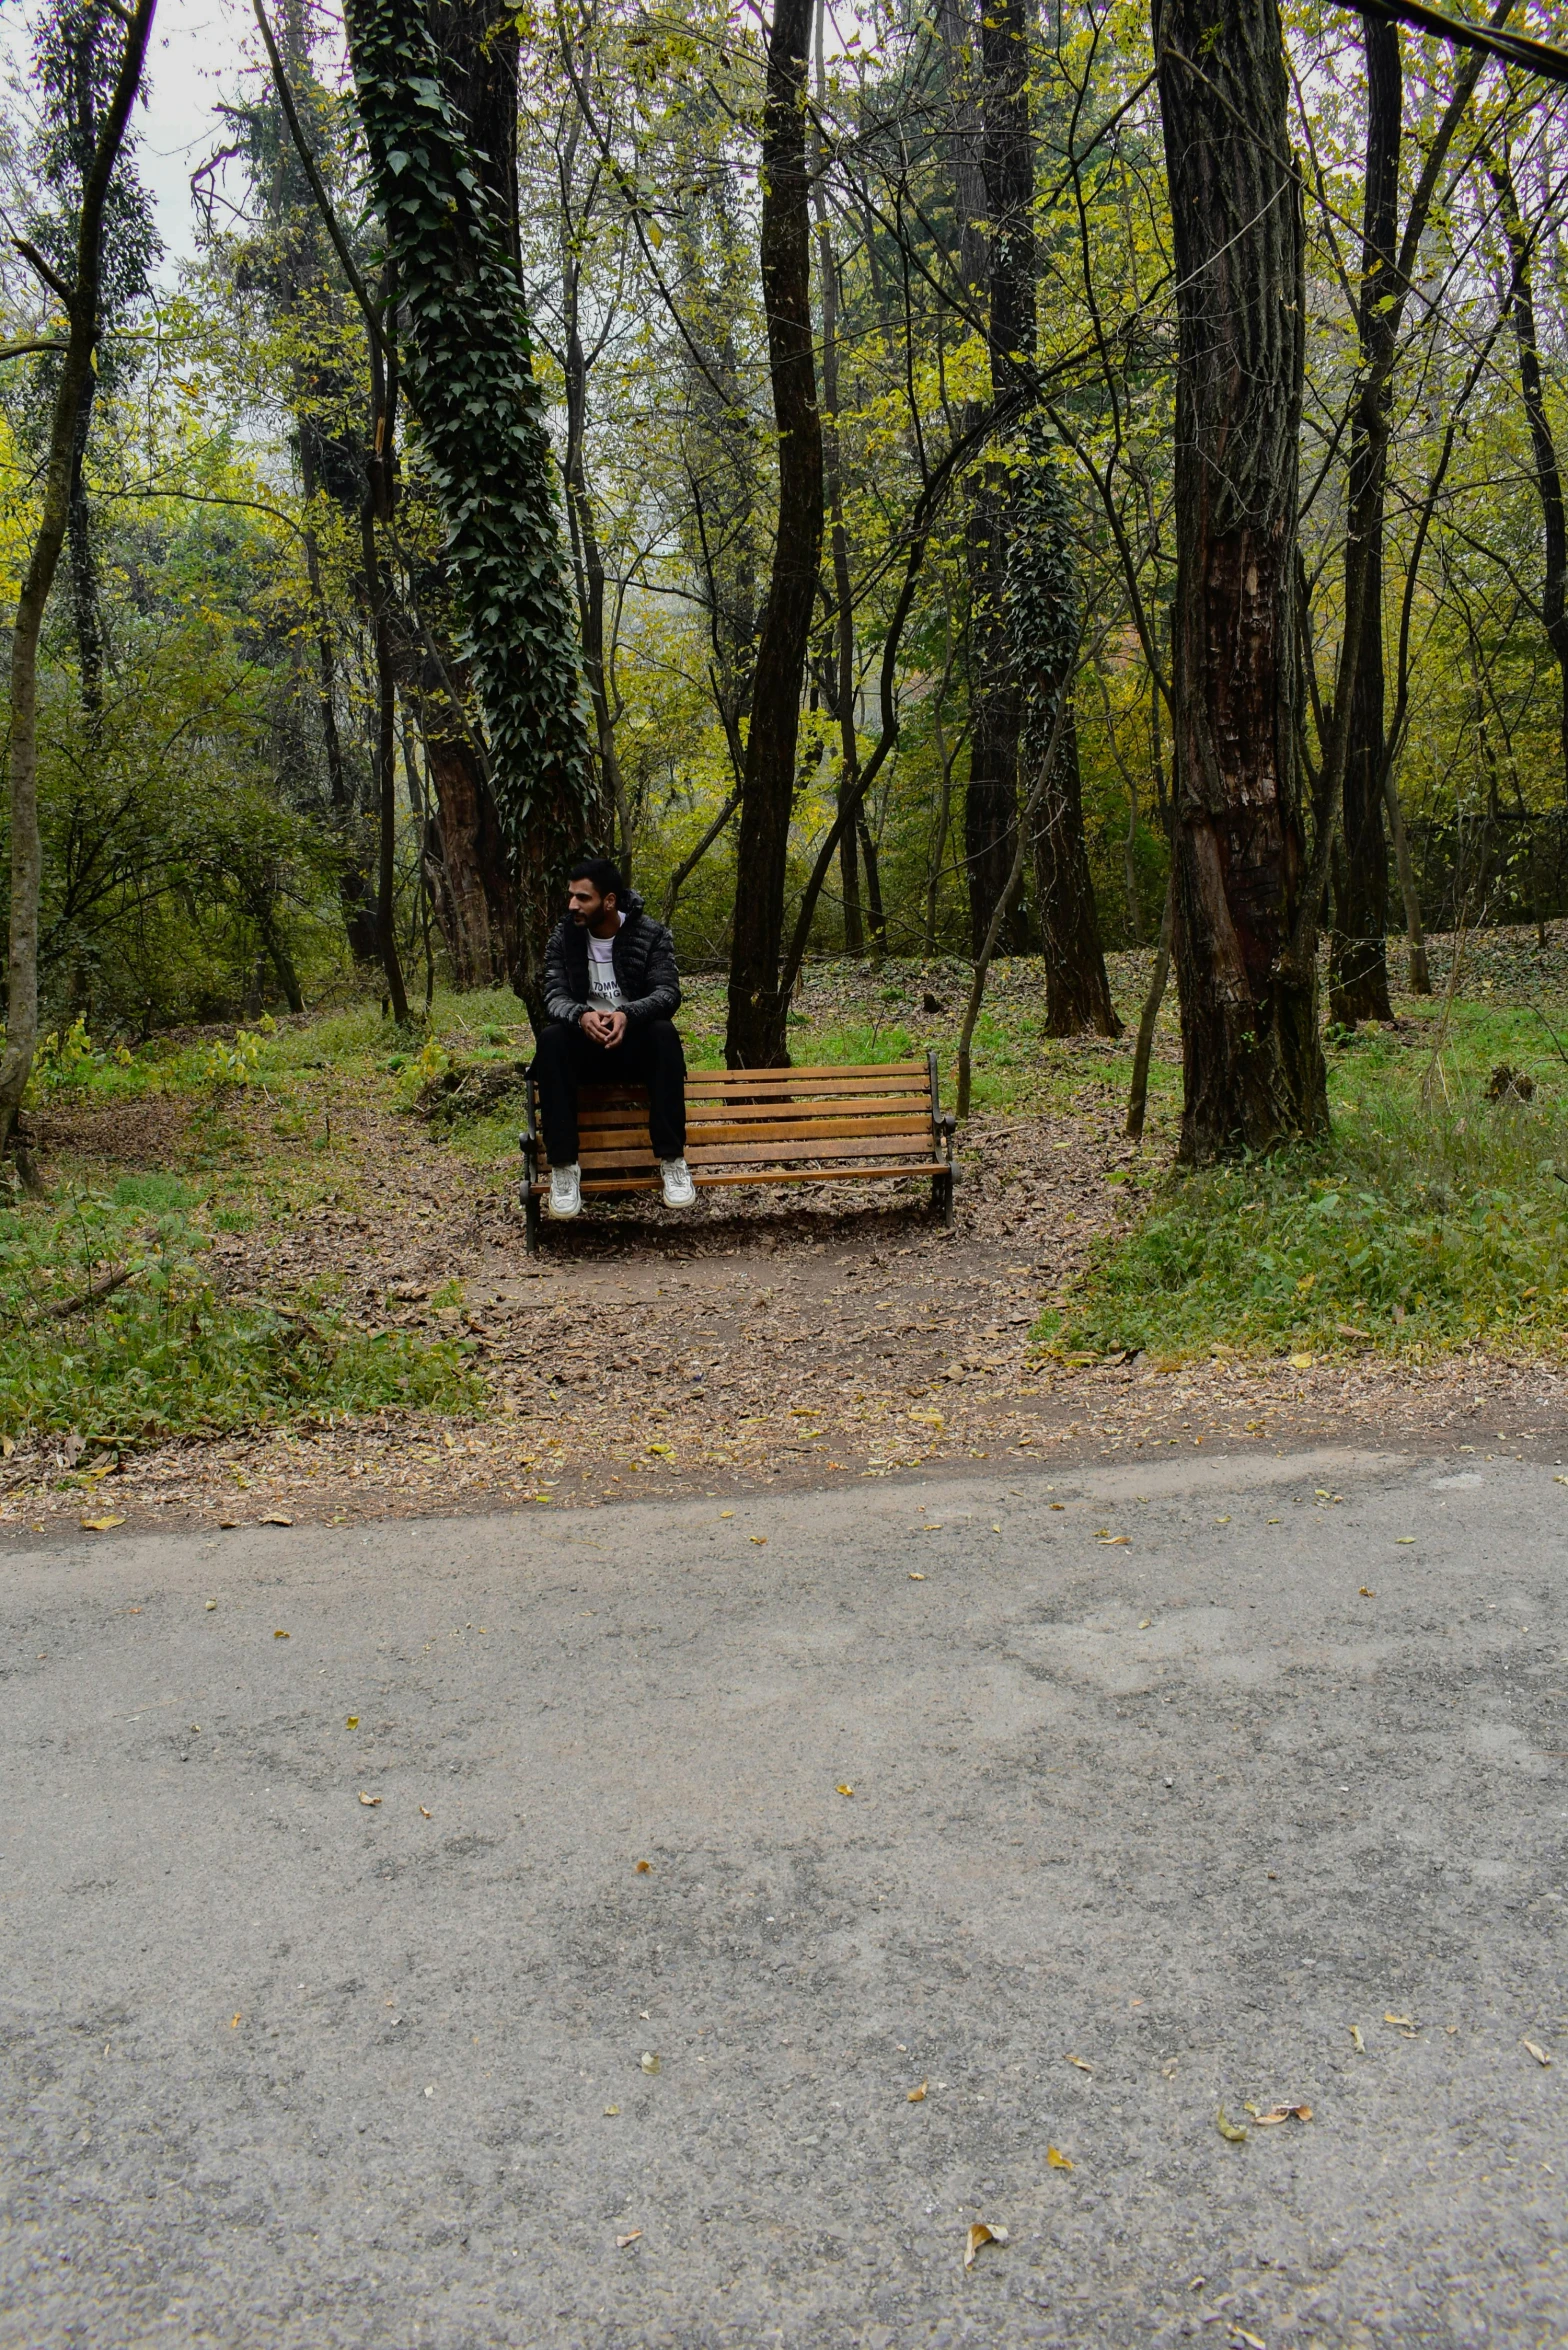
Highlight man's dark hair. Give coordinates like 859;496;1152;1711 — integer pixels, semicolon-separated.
569;856;625;901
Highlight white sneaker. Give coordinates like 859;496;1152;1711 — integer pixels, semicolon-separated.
660;1157;696;1208
549;1163;582;1219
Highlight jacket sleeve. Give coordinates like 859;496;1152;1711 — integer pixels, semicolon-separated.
621;921;682;1025
543;925;584;1027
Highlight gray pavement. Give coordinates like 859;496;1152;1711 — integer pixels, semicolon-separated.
2;1447;1565;2349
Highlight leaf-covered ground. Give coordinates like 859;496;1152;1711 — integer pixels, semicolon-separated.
3;932;1567;1540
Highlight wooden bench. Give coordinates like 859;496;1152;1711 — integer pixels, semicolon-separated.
520;1050;957;1253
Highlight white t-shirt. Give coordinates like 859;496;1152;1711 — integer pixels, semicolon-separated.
586;917;624;1010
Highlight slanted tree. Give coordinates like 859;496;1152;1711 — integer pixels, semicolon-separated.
0;0;159;1179
344;0;594;1030
1154;0;1326;1159
724;0;824;1068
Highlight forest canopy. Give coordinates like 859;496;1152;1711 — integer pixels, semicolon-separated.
0;0;1566;1144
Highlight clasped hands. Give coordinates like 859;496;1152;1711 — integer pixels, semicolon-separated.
580;1006;627;1047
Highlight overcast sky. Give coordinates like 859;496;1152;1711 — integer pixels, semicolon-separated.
1;0;260;273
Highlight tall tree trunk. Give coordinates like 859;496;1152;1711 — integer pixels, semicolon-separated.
346;0;594;1037
724;0;824;1068
1154;0;1327;1161
812;20;864;958
67;382;106;727
961;0;1033;956
363;298;410;1025
1331;19;1399;1027
560;198;627;861
1489;143;1568;791
0;0;157;1175
297;427;381;963
1010;429;1120;1035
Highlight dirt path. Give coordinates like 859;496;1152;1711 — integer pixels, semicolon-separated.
6;1073;1567;1542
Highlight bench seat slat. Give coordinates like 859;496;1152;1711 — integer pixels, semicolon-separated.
575;1114;930;1153
575;1131;938;1172
568;1096;929;1135
527;1160;950;1197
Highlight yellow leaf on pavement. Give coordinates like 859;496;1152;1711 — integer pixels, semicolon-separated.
79;1516;125;1532
907;2080;927;2103
1523;2039;1552;2067
835;1783;854;1798
963;2221;1007;2270
1216;2109;1248;2143
1046;2146;1074;2169
358;1792;380;1807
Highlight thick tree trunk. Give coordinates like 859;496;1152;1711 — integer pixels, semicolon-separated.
347;0;594;1039
1489;144;1568;791
724;0;824;1068
811;37;865;961
1331;20;1399;1027
0;0;157;1175
1154;0;1327;1161
1031;698;1122;1034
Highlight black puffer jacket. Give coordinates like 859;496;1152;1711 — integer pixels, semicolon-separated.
542;888;682;1029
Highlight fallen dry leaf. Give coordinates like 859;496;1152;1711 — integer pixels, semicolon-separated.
639;2051;660;2075
1233;2330;1267;2350
603;2103;619;2116
1095;1530;1130;1545
1253;2103;1312;2124
1138;1617;1153;1629
1289;1352;1314;1369
1046;2146;1074;2169
750;1535;767;1546
205;1599;217;1610
1066;2054;1093;2074
615;2229;642;2249
963;2221;1007;2270
230;2014;240;2029
907;2080;928;2103
1216;2109;1248;2143
1359;1586;1376;1598
1523;2040;1552;2067
1349;2025;1365;2052
273;1629;290;1640
635;1859;651;1872
260;1512;294;1527
358;1792;380;1807
419;1806;432;1818
79;1515;125;1532
908;1570;926;1580
835;1782;854;1798
346;1715;359;1728
1384;2012;1418;2031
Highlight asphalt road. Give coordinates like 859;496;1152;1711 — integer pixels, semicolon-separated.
2;1447;1564;2350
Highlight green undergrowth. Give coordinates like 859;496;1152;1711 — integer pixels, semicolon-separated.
1046;1003;1568;1362
0;1181;479;1451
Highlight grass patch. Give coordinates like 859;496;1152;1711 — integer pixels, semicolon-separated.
1048;1015;1568;1360
0;1188;479;1449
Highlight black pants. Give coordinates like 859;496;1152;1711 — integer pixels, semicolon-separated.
533;1018;687;1165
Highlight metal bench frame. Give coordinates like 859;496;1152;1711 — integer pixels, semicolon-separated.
520;1047;957;1255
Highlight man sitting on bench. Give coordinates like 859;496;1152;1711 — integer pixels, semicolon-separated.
535;856;696;1220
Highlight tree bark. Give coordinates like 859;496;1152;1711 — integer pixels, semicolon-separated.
1008;431;1120;1035
1154;0;1327;1162
1489;143;1568;793
346;0;594;1038
812;21;864;958
0;0;157;1174
961;0;1033;956
724;0;824;1068
1331;19;1399;1027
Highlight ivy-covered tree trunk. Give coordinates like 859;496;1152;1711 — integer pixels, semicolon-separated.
1154;0;1327;1161
1009;432;1121;1036
345;0;594;1032
1330;19;1398;1028
724;0;824;1069
961;0;1031;958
